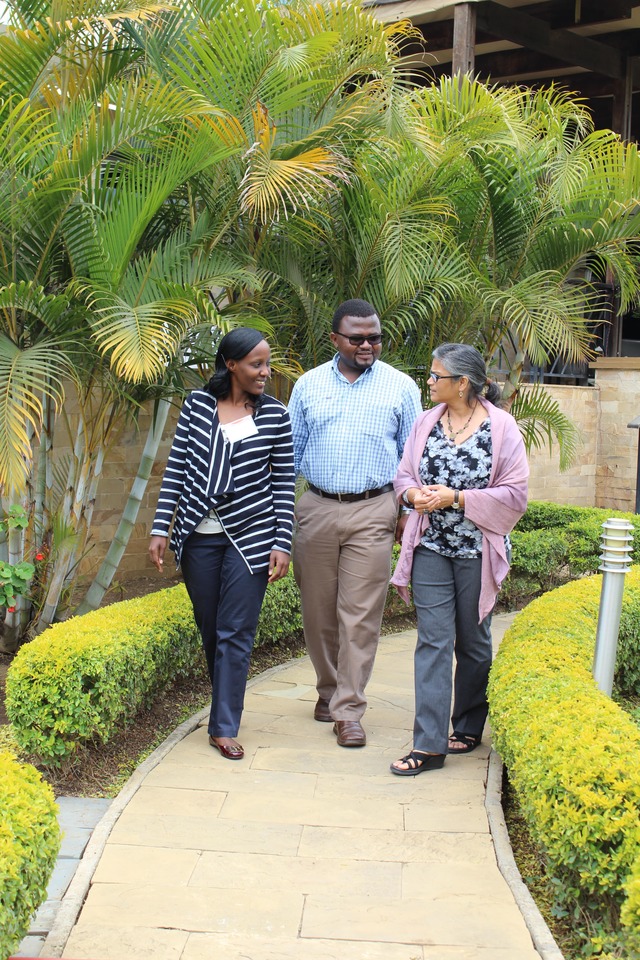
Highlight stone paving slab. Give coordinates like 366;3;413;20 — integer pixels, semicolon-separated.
194;849;402;897
313;771;485;803
300;893;536;949
58;616;544;960
12;935;46;959
401;859;516;901
16;796;112;955
77;883;304;937
109;810;303;855
92;845;201;886
184;933;427;960
40;859;77;902
297;823;496;863
145;761;318;795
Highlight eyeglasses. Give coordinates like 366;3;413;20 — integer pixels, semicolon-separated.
335;332;383;346
428;370;460;382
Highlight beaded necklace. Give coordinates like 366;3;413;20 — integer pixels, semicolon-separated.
446;402;477;441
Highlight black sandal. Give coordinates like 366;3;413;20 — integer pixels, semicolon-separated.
390;751;446;776
447;733;482;754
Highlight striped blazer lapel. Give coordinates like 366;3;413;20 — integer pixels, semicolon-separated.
205;405;235;502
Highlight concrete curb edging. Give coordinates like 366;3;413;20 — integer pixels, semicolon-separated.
485;747;565;960
40;656;300;957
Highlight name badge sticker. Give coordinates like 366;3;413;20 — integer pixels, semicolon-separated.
222;415;259;444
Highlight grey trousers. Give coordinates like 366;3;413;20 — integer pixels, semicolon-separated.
411;546;493;754
293;489;397;719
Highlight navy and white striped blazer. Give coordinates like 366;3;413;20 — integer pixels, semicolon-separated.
151;390;295;571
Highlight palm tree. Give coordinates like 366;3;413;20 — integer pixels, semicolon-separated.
245;76;640;464
407;76;640;457
3;1;640;642
0;0;425;634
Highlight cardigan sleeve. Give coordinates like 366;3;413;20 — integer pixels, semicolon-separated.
150;396;192;537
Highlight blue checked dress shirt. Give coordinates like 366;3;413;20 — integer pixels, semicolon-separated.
288;355;422;494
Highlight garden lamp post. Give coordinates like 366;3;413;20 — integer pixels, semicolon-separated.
592;518;635;695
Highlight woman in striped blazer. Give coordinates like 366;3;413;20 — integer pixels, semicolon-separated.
149;328;295;760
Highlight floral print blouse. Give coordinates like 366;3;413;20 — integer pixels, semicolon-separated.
418;418;492;558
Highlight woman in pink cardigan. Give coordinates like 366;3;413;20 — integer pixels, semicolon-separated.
390;344;528;776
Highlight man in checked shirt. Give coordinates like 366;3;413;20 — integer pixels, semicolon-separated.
289;299;422;747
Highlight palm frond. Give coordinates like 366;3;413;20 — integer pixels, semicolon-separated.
511;382;582;471
0;333;73;493
80;283;224;382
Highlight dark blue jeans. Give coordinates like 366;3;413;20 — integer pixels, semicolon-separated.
411;546;493;754
181;532;268;738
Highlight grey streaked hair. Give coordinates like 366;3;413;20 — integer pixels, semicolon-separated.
433;343;502;405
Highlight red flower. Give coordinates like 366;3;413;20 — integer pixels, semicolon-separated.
7;606;16;613
35;552;45;561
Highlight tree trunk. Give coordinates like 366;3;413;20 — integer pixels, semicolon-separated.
76;398;171;614
500;349;524;411
1;501;28;651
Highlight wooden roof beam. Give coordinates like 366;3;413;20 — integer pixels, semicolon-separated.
523;1;634;29
476;0;627;79
429;39;640;90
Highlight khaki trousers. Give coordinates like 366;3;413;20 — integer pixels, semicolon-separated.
293;489;398;720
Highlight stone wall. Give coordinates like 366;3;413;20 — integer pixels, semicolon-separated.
521;383;598;508
590;359;640;511
78;361;640;582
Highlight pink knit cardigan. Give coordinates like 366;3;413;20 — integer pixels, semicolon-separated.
391;398;529;621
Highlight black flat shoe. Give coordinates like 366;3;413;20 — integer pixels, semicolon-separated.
209;735;244;760
390;751;445;776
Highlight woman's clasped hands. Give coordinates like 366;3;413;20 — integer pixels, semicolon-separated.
411;484;454;515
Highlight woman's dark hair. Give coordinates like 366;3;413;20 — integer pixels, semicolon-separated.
433;343;502;406
205;327;268;401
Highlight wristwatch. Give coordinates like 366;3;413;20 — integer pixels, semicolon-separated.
451;490;461;510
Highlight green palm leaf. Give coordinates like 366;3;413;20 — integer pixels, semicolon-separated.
0;334;73;493
511;382;582;471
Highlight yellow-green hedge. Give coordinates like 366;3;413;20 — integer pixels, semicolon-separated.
488;566;640;953
0;751;60;958
6;584;201;763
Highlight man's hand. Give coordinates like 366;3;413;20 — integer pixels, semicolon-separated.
395;513;409;543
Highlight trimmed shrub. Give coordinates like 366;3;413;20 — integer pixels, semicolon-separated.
7;584;201;762
515;501;584;532
489;566;640;954
501;501;640;609
617;600;640;698
255;572;303;647
0;751;60;958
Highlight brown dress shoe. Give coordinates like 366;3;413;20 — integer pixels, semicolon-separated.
333;720;366;747
314;698;332;722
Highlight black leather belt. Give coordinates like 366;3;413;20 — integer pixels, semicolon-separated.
308;482;394;503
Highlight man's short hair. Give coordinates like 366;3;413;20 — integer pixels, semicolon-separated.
332;299;378;333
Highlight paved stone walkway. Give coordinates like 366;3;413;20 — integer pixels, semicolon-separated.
38;616;543;960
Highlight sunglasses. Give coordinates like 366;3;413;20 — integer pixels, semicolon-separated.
429;370;460;382
335;331;383;346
